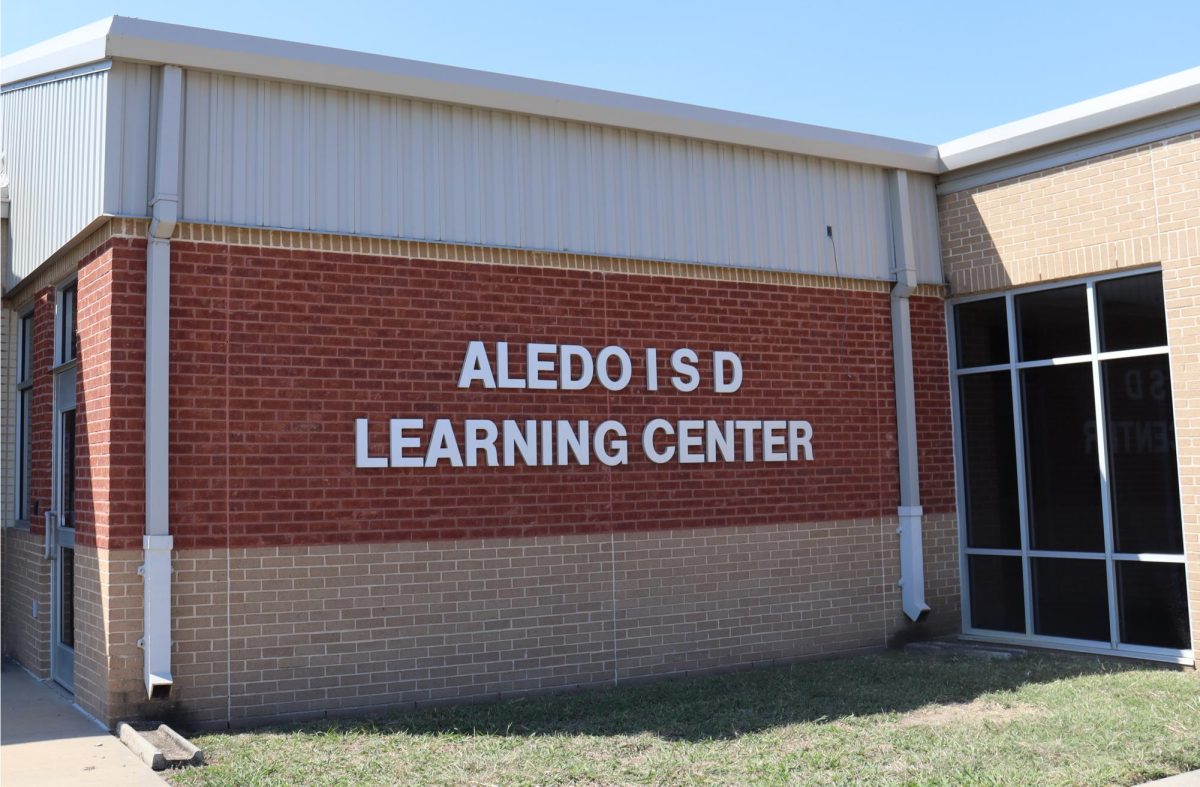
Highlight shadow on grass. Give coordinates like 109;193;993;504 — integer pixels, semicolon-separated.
209;651;1164;743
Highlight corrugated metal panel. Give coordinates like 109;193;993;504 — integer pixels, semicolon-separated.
180;70;909;281
906;173;944;284
1;69;108;285
103;61;155;217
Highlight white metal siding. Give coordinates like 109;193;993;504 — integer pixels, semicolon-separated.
179;70;939;282
2;64;944;286
907;174;943;284
103;62;155;217
1;70;108;285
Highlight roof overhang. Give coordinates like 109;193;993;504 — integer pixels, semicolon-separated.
938;66;1200;171
4;17;1198;175
0;16;942;173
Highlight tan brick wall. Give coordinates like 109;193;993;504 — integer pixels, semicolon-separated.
939;130;1200;657
1164;261;1200;660
922;511;962;636
1;527;51;675
940;132;1200;296
82;514;953;727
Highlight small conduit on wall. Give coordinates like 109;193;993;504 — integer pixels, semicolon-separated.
888;170;930;624
140;63;182;700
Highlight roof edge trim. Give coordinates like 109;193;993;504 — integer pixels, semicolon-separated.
0;17;113;87
938;66;1200;171
1;16;940;173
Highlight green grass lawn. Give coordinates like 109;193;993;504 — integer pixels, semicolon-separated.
168;651;1200;786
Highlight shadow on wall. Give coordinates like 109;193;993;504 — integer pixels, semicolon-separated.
938;185;1016;298
206;651;1160;743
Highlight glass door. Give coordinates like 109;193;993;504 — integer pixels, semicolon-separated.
950;270;1192;663
50;281;78;691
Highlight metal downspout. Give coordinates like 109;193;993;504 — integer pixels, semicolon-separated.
141;64;182;700
889;170;930;623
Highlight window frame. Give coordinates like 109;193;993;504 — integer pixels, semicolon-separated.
54;278;78;369
947;267;1193;665
12;308;34;527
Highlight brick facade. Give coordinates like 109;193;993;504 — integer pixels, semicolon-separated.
3;225;960;727
1;528;51;676
91;513;960;729
939;130;1200;655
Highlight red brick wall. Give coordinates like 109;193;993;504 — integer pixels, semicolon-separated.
74;240;958;553
70;239;956;552
912;296;955;514
28;288;55;534
75;239;147;550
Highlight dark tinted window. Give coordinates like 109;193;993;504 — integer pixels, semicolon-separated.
1016;285;1090;361
1104;355;1182;554
1097;273;1168;352
955;298;1009;368
960;373;1020;548
1022;364;1104;551
58;283;78;364
1032;558;1110;642
1117;562;1190;649
969;555;1025;633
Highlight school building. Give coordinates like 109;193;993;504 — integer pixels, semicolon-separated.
1;17;1197;728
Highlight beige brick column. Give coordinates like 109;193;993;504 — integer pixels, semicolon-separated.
1163;254;1200;656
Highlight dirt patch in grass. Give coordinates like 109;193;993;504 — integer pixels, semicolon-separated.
898;698;1040;727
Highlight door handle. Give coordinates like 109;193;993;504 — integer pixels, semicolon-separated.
43;510;55;559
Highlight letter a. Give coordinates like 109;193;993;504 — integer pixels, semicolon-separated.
457;341;497;389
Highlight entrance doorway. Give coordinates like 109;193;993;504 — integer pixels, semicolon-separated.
50;281;78;691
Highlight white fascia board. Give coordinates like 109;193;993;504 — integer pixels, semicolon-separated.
939;66;1200;171
0;17;112;85
2;16;940;173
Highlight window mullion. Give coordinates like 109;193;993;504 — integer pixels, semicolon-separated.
1086;280;1121;648
1005;291;1035;637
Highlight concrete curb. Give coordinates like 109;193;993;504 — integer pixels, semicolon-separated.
118;722;204;771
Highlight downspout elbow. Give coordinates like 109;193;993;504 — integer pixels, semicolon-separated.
149;197;177;240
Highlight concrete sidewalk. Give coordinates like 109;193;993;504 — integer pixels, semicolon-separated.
1;661;165;786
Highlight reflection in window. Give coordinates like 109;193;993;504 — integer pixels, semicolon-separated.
1021;364;1104;552
953;270;1190;656
1032;558;1109;642
969;555;1025;633
959;373;1020;548
1096;273;1168;352
58;283;78;365
1016;285;1090;361
1117;561;1189;649
1103;356;1182;554
955;298;1008;368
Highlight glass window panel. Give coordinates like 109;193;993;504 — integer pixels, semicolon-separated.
18;313;33;382
1016;285;1091;361
1032;558;1110;642
955;298;1009;368
959;373;1020;548
1022;364;1104;551
16;390;31;521
968;555;1025;633
59;284;77;364
1103;355;1183;554
59;547;75;649
1117;561;1190;650
1096;273;1168;352
61;410;76;530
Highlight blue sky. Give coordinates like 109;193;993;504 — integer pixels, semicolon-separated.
3;1;1198;143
